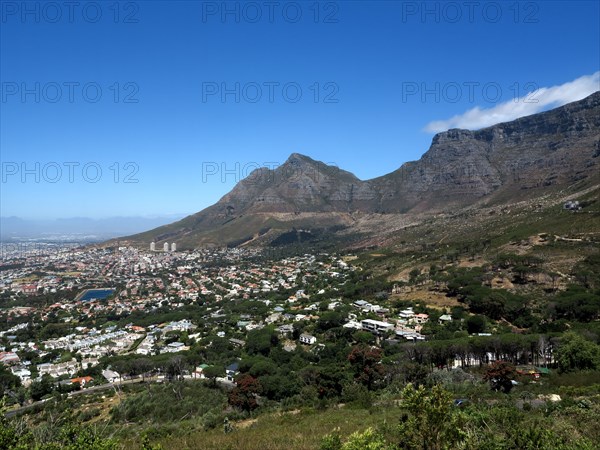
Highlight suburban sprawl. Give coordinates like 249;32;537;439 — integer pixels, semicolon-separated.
1;238;599;449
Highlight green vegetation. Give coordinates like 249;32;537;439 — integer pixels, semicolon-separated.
555;333;600;373
320;383;600;450
2;195;599;449
111;382;226;423
1;399;118;450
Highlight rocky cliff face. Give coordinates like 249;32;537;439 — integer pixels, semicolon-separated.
121;92;600;247
373;91;600;211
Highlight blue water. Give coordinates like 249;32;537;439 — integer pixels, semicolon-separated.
79;289;115;301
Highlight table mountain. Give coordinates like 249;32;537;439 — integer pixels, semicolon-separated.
118;91;599;249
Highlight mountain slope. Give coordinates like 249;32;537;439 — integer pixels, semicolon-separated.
118;92;600;249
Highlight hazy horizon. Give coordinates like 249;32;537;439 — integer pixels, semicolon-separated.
0;214;189;240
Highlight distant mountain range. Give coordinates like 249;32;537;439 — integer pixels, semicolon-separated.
0;215;187;242
118;92;600;249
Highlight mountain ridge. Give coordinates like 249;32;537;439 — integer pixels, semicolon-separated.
116;92;600;249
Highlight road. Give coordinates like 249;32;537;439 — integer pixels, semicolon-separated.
5;375;233;418
5;376;152;418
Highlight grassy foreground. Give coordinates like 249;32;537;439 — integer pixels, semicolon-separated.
156;407;397;450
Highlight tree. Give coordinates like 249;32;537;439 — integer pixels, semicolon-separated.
409;268;421;284
246;327;278;356
203;366;224;387
301;365;348;400
259;374;300;401
0;364;20;395
317;311;345;331
131;358;153;381
30;374;54;401
466;315;486;334
553;286;600;322
555;333;600;373
248;359;277;378
110;360;131;379
352;331;376;345
464;288;506;320
347;345;385;390
228;374;261;412
483;361;517;393
574;254;600;289
166;356;186;382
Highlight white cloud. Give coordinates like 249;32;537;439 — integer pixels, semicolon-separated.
424;72;600;133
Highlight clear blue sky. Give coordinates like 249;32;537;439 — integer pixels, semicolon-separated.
1;0;599;219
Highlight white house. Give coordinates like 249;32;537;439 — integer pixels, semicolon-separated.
438;314;452;324
343;320;362;330
399;308;415;319
361;319;394;334
354;300;370;309
299;333;317;345
163;342;187;353
11;367;31;382
102;369;120;383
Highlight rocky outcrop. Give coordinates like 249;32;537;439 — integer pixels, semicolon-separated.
372;91;600;211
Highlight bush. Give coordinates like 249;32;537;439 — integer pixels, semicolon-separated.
321;427;391;450
77;408;101;422
427;368;476;386
201;412;220;430
342;428;390;450
110;381;226;423
341;383;373;409
320;431;342;450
